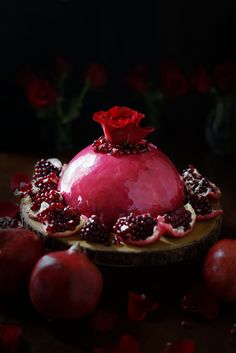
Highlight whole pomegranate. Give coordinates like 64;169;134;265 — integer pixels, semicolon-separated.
203;239;236;302
0;228;44;296
29;245;103;320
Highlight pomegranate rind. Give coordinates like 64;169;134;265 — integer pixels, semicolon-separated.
182;166;222;200
157;203;197;238
20;197;87;238
196;209;223;221
121;224;164;247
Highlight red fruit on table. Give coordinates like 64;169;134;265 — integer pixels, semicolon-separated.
29;244;103;320
203;239;236;302
0;228;44;296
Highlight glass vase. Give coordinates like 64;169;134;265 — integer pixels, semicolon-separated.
205;96;236;155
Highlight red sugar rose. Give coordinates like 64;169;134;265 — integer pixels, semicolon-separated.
93;106;154;145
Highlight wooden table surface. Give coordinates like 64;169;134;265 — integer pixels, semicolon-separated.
0;150;236;353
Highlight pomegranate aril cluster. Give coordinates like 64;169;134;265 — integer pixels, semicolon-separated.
38;204;81;233
182;166;217;197
34;172;58;192
164;207;192;231
188;195;212;216
79;215;110;244
113;213;157;240
92;136;153;156
32;159;61;180
31;190;64;212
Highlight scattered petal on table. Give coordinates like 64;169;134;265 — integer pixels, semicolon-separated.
164;339;195;353
88;309;118;333
180;283;219;319
0;203;19;218
0;324;23;353
93;334;140;353
128;291;159;320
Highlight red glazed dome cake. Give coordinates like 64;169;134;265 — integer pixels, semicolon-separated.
19;107;223;266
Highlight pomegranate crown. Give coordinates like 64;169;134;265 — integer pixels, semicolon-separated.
93;106;154;145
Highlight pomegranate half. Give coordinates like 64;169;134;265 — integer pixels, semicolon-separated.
58;144;185;227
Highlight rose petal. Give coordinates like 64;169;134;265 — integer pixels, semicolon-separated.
164;339;195;353
128;291;159;321
0;324;23;353
93;335;140;353
93;344;113;353
180;283;219;319
10;173;31;193
93;106;154;145
114;335;140;353
88;309;118;333
0;203;19;218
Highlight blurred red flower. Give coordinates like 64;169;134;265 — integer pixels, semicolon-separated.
191;67;211;93
54;56;72;78
161;65;188;98
214;61;236;91
85;63;108;88
26;78;58;108
125;64;149;94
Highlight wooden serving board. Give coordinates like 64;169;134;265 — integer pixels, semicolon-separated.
21;199;223;267
47;215;222;268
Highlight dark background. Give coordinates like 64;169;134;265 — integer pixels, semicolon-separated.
0;0;235;156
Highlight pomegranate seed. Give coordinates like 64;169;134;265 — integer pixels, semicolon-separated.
32;158;61;180
92;136;152;155
113;213;157;241
80;215;110;244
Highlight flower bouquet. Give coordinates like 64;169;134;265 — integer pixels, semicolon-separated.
18;59;108;157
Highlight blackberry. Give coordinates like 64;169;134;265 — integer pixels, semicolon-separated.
38;204;81;233
80;215;110;244
113;213;157;241
33;159;61;180
164;207;192;231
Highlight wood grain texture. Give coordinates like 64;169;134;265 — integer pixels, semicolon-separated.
21;199;222;267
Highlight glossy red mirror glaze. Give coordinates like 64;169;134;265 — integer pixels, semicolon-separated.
58;144;185;226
